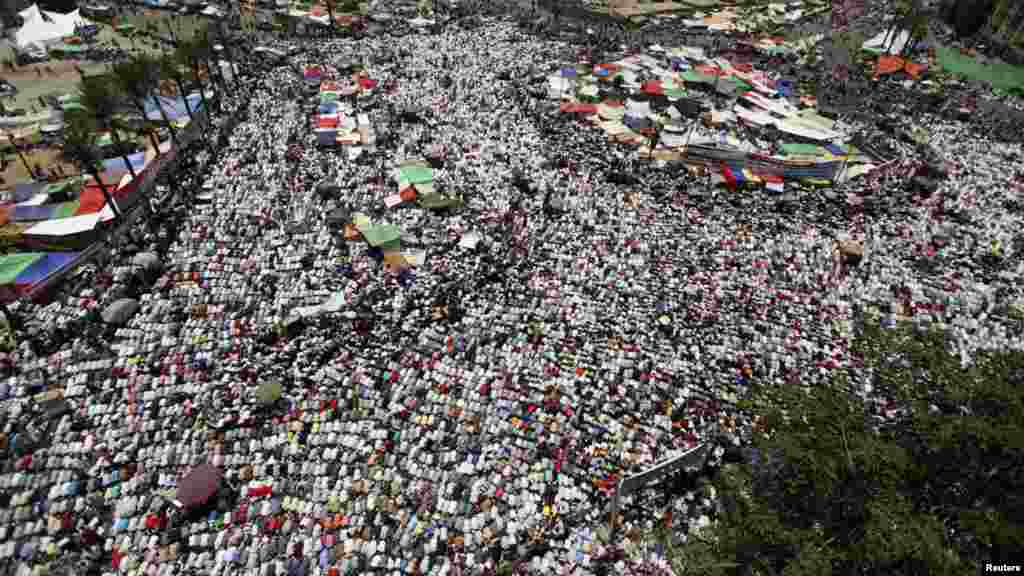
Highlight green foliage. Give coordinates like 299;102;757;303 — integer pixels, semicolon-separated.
77;75;123;122
659;322;1024;574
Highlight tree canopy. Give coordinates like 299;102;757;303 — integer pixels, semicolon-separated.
652;320;1024;575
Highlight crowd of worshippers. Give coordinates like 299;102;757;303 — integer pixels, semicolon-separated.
1;10;1024;576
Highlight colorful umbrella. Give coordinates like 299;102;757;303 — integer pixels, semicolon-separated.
175;464;222;509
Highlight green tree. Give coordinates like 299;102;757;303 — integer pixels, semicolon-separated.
61;110;121;221
656;322;1024;575
77;75;141;180
111;53;179;146
173;32;210;123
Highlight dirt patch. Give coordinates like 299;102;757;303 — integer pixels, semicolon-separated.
608;0;690;17
1;147;76;191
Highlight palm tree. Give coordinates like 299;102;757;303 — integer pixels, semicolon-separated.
136;120;163;155
77;75;141;180
61;110;121;221
6;135;34;179
111;54;179;146
324;0;337;35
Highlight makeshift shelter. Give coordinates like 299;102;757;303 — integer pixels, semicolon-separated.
21;213;102;250
144;95;204;122
13;5;92;52
174;464;222;509
0;252;81;302
359;224;401;248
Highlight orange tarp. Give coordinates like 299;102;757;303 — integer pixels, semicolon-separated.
874;55;928;79
874;55;905;76
904;61;927;79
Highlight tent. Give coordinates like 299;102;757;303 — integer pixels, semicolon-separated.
13;5;93;51
144;95;204;122
22;213;102;250
8;201;81;223
99;152;147;182
0;252;81;301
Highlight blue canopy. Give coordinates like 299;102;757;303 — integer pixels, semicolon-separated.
101;152;146;175
144;94;204;121
14;252;81;287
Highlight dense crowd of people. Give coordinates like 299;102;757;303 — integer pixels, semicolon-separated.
1;5;1023;576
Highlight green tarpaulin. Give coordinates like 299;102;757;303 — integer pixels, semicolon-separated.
398;165;434;185
44;178;84;197
681;70;716;85
935;46;1024;93
418;193;464;210
360;224;401;247
0;254;43;285
780;143;828;156
54;201;81;219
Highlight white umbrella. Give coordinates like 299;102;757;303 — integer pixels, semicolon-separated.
101;298;140;325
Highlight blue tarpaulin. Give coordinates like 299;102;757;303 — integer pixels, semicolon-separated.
144;94;204;122
101;152;147;176
14;252;80;287
13;182;46;204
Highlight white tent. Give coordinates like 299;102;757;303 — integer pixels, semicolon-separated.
13;4;93;51
14;15;66;51
18;4;43;22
